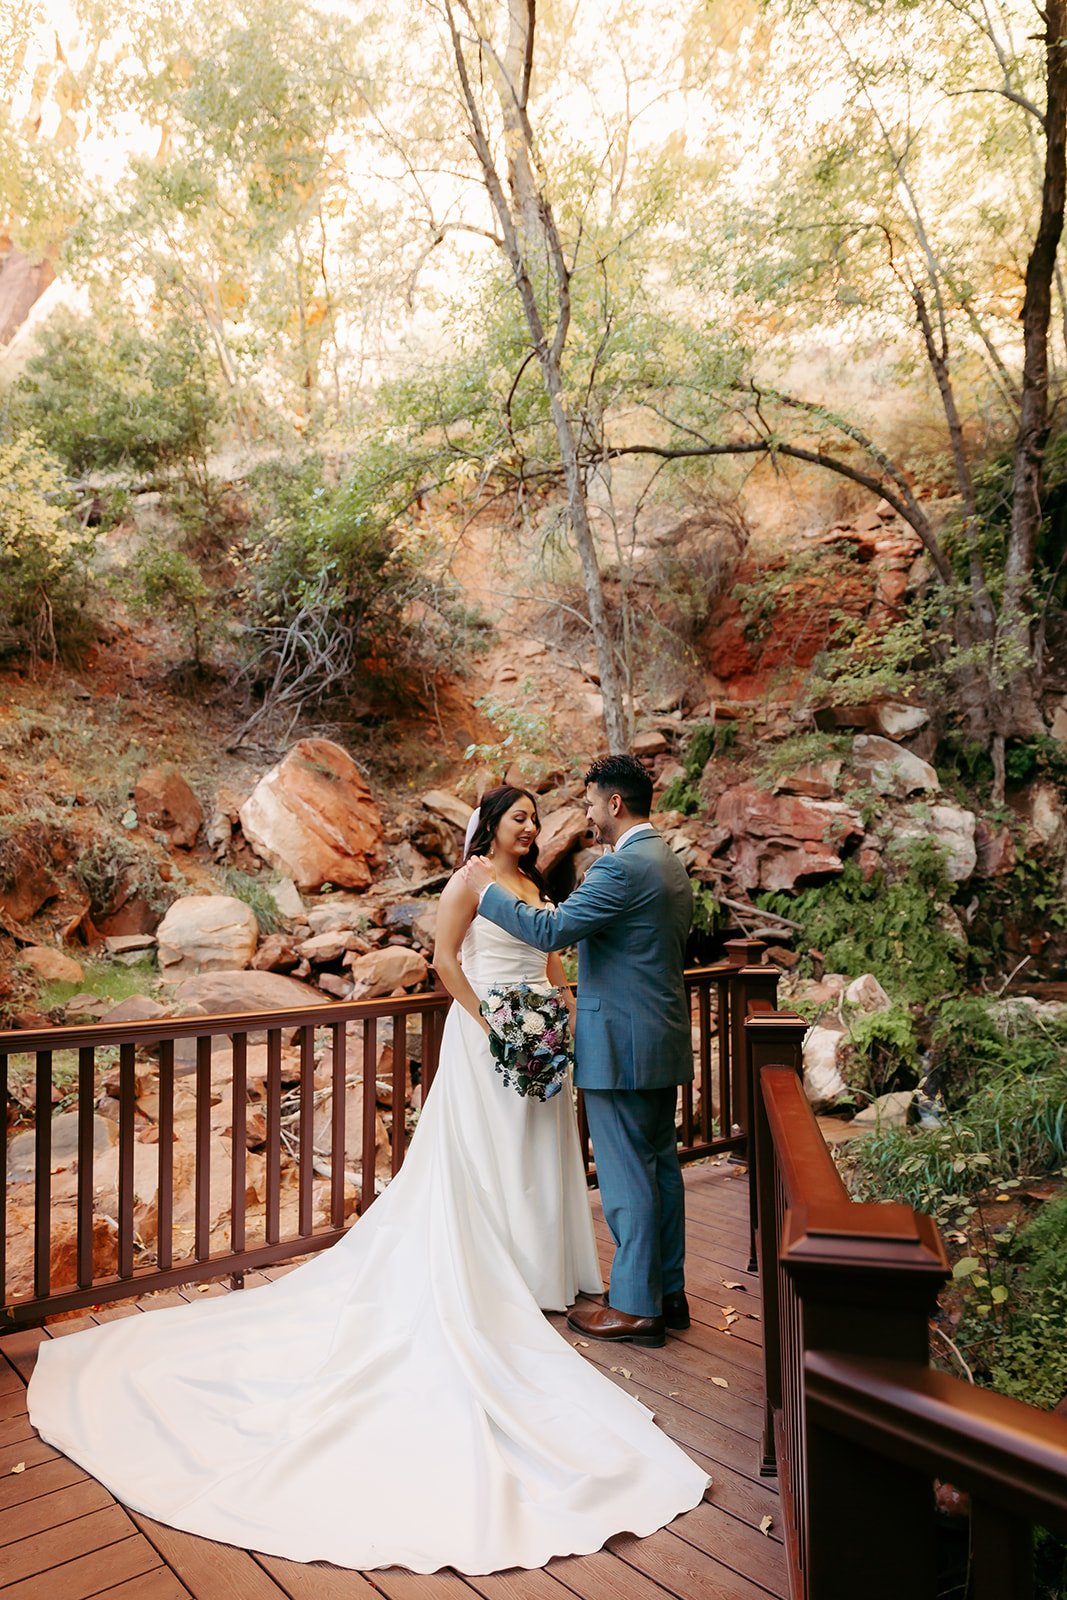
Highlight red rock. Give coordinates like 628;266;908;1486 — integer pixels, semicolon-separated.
21;946;85;983
156;895;259;976
0;861;59;922
716;784;863;846
345;947;428;998
250;934;301;972
134;766;204;848
875;568;909;608
536;804;590;871
756;844;849;892
98;895;163;938
773;761;841;800
632;729;670;757
240;739;385;893
975;820;1016;877
420;789;473;833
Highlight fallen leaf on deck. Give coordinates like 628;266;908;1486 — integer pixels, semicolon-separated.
721;1280;744;1291
760;1515;773;1536
709;1376;729;1388
609;1366;633;1378
10;1463;25;1474
725;1314;739;1326
721;1305;736;1316
196;1284;212;1293
572;1339;589;1347
668;1390;680;1397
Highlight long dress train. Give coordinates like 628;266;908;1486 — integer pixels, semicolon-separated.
27;917;708;1573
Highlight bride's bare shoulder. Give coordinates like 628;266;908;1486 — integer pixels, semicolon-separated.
439;867;477;910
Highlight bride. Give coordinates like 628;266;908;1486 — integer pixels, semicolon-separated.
28;784;708;1574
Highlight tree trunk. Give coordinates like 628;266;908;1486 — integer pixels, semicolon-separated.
443;0;629;751
999;0;1067;751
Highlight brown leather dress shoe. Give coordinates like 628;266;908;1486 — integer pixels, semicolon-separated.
566;1300;666;1348
662;1290;690;1331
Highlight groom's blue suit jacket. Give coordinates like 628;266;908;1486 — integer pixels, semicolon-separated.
478;829;693;1091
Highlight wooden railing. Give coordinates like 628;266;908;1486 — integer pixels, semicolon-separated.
1;948;756;1329
744;987;1067;1600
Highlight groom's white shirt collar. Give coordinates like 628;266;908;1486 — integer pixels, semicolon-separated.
612;821;655;852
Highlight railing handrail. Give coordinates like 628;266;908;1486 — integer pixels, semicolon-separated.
762;1066;948;1274
805;1351;1067;1537
0;990;449;1055
0;964;738;1056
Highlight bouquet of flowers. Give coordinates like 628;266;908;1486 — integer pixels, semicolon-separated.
479;983;574;1101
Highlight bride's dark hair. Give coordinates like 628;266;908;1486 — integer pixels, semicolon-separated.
464;785;547;899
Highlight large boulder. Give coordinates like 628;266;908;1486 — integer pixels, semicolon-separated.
715;784;864;892
20;946;85;984
420;789;473;833
156;895;259;977
871;702;930;740
897;803;977;882
536;804;590;871
773;760;842;800
345;947;428;999
134;766;203;848
803;1021;849;1108
171;969;328;1016
239;739;384;893
843;973;892;1014
852;735;939;797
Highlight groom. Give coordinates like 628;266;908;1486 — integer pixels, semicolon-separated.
465;753;693;1349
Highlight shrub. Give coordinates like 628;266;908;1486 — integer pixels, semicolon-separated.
0;432;94;661
759;839;964;1004
17;310;219;481
845;1002;919;1097
236;442;474;741
990;1194;1067;1410
223;869;283;935
850;1052;1067;1211
124;540;219;672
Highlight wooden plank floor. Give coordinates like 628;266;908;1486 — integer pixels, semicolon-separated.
0;1160;785;1600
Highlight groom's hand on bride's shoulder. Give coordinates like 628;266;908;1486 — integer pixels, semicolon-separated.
463;856;496;897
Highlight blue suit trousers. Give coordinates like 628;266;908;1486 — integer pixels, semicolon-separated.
582;1087;685;1318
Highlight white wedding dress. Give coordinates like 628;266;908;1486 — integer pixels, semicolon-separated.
27;917;708;1573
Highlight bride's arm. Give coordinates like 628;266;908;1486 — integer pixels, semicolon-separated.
546;952;576;1028
432;873;492;1034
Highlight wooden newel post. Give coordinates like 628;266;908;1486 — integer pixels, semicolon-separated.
783;1205;949;1600
723;941;769;1156
746;1010;807;1474
732;969;781;1269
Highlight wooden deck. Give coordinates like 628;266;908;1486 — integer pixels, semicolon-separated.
0;1161;786;1600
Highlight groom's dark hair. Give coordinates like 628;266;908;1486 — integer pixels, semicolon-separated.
584;754;653;818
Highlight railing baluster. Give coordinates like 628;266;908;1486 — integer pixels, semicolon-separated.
33;1050;52;1300
330;1022;346;1229
714;975;729;1135
265;1028;282;1246
679;1079;693;1150
157;1038;175;1271
0;1051;7;1306
698;981;712;1143
391;1012;406;1177
118;1042;136;1278
231;1034;247;1257
298;1024;315;1238
969;1499;1034;1600
361;1018;377;1214
76;1046;95;1288
194;1035;211;1261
